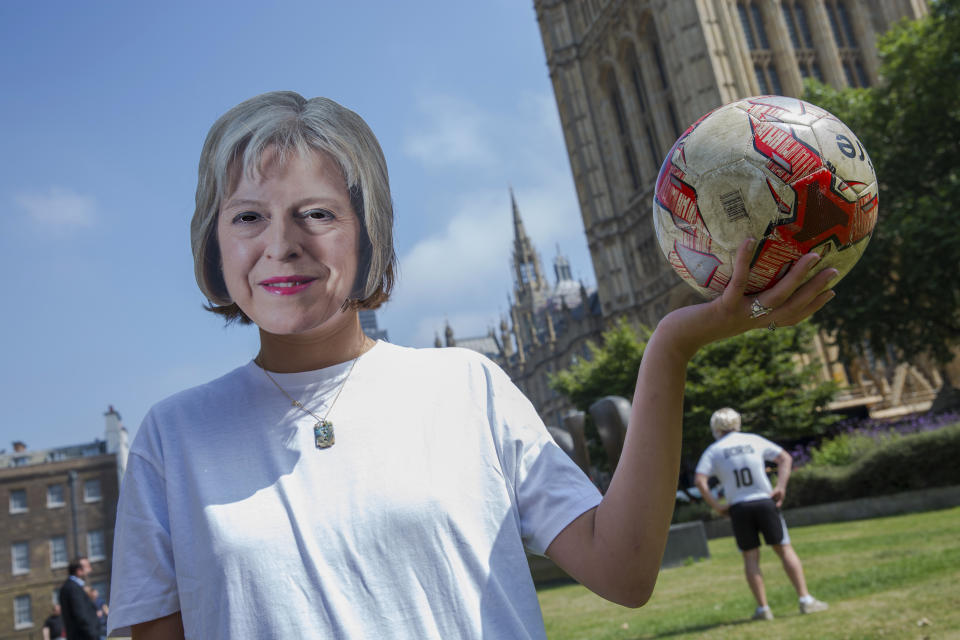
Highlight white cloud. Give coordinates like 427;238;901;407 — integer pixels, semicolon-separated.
402;95;498;168
381;180;594;348
16;187;96;228
381;90;597;348
402;90;568;176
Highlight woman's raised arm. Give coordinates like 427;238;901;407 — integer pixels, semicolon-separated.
546;238;836;607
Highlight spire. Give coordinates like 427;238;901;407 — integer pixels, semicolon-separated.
510;187;547;300
554;244;573;283
511;186;527;245
444;320;455;347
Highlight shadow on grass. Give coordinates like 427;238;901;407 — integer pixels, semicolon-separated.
629;617;756;639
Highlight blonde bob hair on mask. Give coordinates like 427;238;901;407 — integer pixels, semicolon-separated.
191;91;396;323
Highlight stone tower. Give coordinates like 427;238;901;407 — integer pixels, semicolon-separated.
440;190;605;427
501;191;605;426
510;187;551;316
533;0;928;327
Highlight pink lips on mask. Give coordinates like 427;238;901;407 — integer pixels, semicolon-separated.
259;275;316;295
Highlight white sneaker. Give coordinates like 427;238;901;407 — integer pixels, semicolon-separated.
752;606;774;620
799;598;828;614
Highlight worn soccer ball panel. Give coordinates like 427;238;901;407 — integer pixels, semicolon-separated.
653;95;878;299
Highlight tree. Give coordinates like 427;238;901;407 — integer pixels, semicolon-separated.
550;320;838;467
802;0;960;366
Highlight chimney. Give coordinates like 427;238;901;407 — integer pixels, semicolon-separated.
104;406;130;483
104;406;123;453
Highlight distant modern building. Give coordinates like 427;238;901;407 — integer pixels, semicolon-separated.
0;407;129;637
440;190;605;427
359;308;389;342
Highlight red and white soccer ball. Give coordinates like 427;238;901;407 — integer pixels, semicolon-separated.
652;95;878;299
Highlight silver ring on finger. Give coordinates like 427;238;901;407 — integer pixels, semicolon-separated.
749;297;773;319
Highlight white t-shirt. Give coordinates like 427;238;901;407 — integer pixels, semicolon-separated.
695;432;784;505
107;342;601;639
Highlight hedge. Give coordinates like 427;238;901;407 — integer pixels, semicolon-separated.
671;422;960;522
783;423;960;509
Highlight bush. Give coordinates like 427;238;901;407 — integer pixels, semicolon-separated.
784;423;960;508
790;409;960;466
671;500;714;524
806;430;897;467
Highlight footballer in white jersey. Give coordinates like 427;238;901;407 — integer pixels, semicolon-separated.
694;407;828;621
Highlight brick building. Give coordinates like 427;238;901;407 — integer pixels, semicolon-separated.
0;407;128;637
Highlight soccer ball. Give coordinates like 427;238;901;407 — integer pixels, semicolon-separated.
652;95;878;299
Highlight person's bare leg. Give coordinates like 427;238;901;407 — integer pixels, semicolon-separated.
772;543;809;597
743;548;767;607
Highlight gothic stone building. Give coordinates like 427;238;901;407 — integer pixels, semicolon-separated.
533;0;939;415
441;190;604;428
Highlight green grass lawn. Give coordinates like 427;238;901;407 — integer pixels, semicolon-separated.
538;507;960;639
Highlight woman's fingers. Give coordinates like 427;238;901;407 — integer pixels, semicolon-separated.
760;252;823;308
773;268;838;324
714;239;837;335
725;237;756;298
797;289;837;320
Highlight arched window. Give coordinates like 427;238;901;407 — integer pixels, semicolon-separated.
606;73;642;191
625;44;663;171
649;35;682;138
825;0;869;87
782;0;823;81
628;20;683;178
737;0;783;94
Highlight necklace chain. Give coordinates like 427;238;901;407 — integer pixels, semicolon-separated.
258;352;362;449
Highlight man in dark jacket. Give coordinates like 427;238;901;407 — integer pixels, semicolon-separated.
42;603;65;639
59;557;100;640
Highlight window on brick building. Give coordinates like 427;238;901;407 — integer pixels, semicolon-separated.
50;536;68;568
12;541;30;575
83;478;102;503
13;595;33;629
9;488;27;513
47;484;65;508
14;594;33;629
87;530;106;562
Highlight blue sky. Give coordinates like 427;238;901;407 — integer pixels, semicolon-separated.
0;1;596;450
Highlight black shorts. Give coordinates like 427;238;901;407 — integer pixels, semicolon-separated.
729;498;789;551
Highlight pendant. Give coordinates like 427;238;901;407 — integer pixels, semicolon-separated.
314;419;335;449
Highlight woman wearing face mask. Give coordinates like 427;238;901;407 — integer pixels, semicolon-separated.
108;91;836;640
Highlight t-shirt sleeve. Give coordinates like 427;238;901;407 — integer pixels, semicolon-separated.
107;419;180;637
482;360;602;556
756;435;785;461
694;447;714;477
